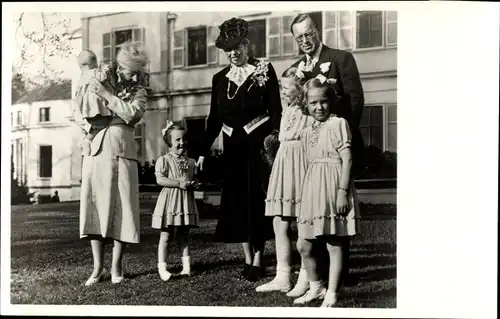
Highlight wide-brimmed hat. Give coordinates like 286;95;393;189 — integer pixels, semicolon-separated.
215;18;249;50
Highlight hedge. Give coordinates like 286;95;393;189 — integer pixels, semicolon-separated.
138;146;396;190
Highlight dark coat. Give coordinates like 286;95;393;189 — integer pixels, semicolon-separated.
199;57;282;243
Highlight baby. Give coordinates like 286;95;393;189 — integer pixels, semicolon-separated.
74;50;114;154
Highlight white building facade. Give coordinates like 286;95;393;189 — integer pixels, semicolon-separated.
11;81;84;202
11;29;84;203
82;10;398;165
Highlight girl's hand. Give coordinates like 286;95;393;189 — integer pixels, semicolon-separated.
336;191;349;216
88;78;113;101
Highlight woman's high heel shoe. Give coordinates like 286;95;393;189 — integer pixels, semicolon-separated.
111;270;125;284
239;264;252;279
84;268;109;287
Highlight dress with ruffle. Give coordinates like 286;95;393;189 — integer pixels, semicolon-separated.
152;153;199;228
265;103;314;217
297;115;361;239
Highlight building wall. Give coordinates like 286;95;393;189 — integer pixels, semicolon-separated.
11;99;83;202
82;10;398;163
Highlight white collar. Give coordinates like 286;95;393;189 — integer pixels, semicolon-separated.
225;62;256;87
306;42;323;64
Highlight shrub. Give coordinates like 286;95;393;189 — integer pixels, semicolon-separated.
11;161;35;205
357;145;397;180
137;151;224;192
137;160;157;185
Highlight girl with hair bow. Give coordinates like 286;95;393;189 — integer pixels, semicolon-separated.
151;120;200;281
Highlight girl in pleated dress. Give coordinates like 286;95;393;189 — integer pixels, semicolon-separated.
152;121;200;281
256;66;314;296
293;78;360;307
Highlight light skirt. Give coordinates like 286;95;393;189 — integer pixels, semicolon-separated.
265;140;308;218
297;159;360;239
152;188;199;228
79;133;140;244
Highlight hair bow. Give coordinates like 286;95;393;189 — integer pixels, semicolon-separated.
316;74;337;85
161;120;174;136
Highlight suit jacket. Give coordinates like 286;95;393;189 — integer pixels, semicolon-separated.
72;69;147;161
291;44;365;130
199;58;282;157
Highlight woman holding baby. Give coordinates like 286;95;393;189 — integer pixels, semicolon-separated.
74;42;149;286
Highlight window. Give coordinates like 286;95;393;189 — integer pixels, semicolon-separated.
187;27;208;66
356;11;383;49
173;26;219;68
39;107;50;122
102;27;145;65
247;19;266;58
39;145;52;178
385;11;398;46
386;105;397;152
360;105;383;150
16;110;22;125
185;118;206;157
134;124;145;158
323;11;354;50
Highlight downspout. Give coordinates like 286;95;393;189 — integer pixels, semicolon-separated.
166;12;177;121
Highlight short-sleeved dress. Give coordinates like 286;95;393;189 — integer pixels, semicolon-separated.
265;103;314;217
152;153;200;229
297;115;361;239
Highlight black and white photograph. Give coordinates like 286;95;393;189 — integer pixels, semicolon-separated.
1;2;498;318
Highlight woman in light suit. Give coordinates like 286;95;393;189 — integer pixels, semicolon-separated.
74;42;149;286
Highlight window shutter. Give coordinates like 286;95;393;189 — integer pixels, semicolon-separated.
268;17;281;57
102;32;112;64
173;29;185;68
207;25;218;64
338;11;353;50
133;27;145;44
282;16;297;56
323;11;337;49
385;11;397;46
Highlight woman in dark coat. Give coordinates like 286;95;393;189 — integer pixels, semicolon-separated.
196;18;282;282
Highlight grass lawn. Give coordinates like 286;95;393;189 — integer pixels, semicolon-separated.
10;201;396;307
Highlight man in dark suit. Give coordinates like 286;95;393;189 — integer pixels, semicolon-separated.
289;13;365;291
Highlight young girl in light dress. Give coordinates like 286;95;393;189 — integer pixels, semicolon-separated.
256;67;314;296
152;121;200;281
293;78;360;307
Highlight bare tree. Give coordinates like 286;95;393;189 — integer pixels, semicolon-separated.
14;12;76;89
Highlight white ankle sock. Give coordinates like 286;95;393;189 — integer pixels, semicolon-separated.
275;265;291;282
158;262;172;280
158;262;167;270
181;256;191;274
309;280;323;292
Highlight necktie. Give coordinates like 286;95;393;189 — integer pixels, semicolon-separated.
304;56;317;72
